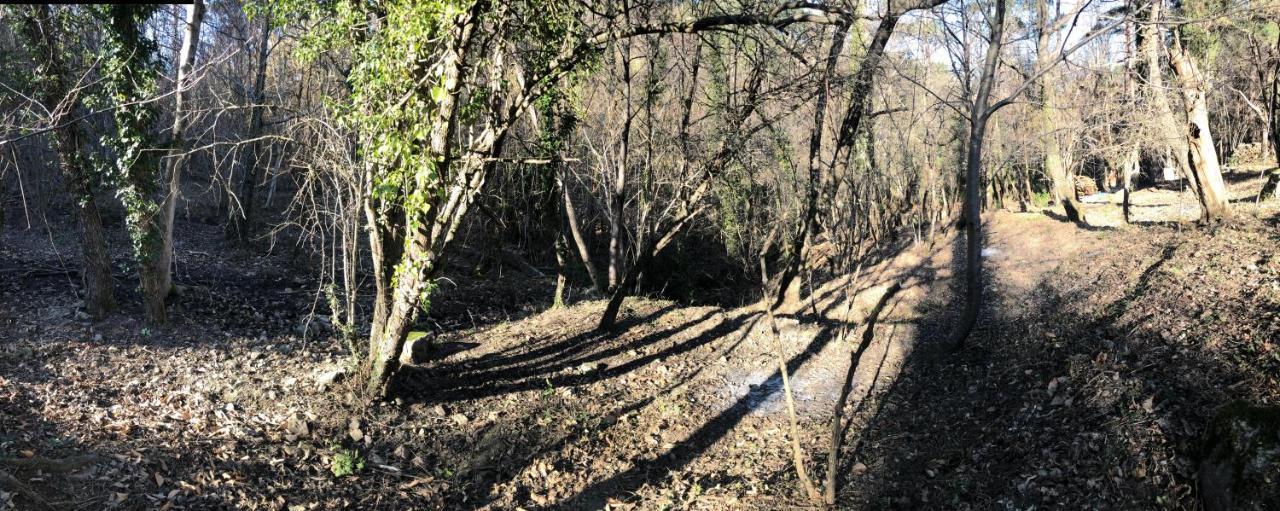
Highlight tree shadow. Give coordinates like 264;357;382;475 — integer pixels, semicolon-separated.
1039;210;1117;232
841;230;1258;508
553;319;840;509
392;304;745;404
547;233;948;509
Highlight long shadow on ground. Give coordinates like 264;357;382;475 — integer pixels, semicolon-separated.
841;227;1263;508
550;242;948;508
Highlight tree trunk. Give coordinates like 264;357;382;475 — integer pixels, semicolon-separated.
1267;31;1280;168
597;197;704;330
1037;0;1087;225
146;0;205;323
776;12;904;307
775;24;848;308
553;233;568;308
365;4;490;396
607;42;633;292
1142;0;1200;199
56;125;109;306
1121;10;1140;224
559;170;604;293
365;158;491;394
232;14;271;242
1168;31;1231;221
950;0;1005;351
17;5;117;318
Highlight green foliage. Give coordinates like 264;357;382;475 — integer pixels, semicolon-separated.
299;1;475;298
1032;191;1052;208
242;0;292;28
0;8;38;106
279;0;597;330
330;448;364;477
88;5;164;263
541;377;555;400
1177;0;1229;62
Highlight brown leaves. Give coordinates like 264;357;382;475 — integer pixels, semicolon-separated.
282;413;310;441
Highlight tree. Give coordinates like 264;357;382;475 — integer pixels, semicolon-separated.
287;0;872;396
772;0;950;307
94;2;205;324
1166;0;1231;221
229;5;274;243
10;5;117;318
946;0;1122;349
1036;0;1089;224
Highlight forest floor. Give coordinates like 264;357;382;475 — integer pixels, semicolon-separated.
2;169;1280;510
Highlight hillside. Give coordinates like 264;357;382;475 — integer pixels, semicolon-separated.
3;170;1280;509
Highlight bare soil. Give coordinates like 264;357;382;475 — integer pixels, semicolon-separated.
2;173;1280;510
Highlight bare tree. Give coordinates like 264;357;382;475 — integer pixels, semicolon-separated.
1166;5;1231;220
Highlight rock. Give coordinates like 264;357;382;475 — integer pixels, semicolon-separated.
43;306;70;321
1198;401;1280;511
851;462;868;476
450;413;469;426
348;418;365;442
1073;174;1099;196
315;368;346;390
399;331;433;365
402;336;478;365
282;413;310;440
297;316;331;338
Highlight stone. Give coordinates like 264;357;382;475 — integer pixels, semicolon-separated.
348;418;364;442
315;367;346;390
282;413;310;440
1198;401;1280;511
851;462;868;476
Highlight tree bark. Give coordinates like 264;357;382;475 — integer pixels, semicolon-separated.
365;3;488;396
559;170;604;293
950;0;1005;351
1037;0;1087;224
231;14;272;243
1141;0;1200;199
1121;8;1140;224
607;42;633;292
142;0;204;323
775;11;906;307
1266;31;1280;169
1168;29;1231;221
553;233;568;308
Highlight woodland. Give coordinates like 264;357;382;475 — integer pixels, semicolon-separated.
1;0;1280;509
